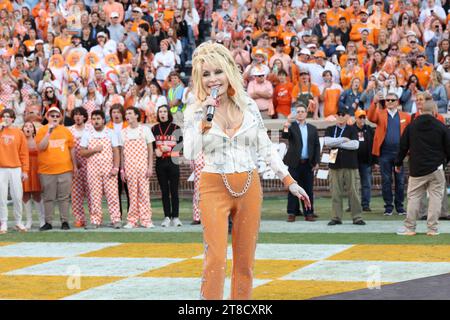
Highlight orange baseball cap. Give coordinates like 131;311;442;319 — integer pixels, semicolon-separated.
314;50;326;58
355;109;367;118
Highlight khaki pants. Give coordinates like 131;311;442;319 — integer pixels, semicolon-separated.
40;172;73;224
404;169;445;233
329;168;362;221
418;185;448;218
199;170;261;300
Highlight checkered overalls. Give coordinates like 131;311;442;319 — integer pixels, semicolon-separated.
84;98;99;123
192;152;205;222
122;126;153;227
0;82;14;108
69;126;90;224
86;132;121;225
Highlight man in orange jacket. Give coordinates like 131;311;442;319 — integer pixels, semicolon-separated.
368;92;411;216
0;109;29;234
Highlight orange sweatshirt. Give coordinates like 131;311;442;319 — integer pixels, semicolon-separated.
0;127;29;171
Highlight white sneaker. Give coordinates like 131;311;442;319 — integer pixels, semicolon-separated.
161;217;171;227
15;224;27;232
123;223;136;229
171;218;183;227
0;223;7;234
142;223;155;229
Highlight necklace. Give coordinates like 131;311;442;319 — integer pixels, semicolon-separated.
214;100;243;136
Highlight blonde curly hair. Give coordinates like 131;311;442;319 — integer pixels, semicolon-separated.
190;41;249;112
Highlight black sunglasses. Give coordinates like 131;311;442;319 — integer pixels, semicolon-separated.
336;112;346;116
386;99;397;102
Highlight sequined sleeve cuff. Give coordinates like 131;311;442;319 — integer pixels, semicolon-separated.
282;175;296;189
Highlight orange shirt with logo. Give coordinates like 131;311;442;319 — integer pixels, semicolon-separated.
0;127;29;171
413;64;433;89
273;81;294;117
35;125;74;175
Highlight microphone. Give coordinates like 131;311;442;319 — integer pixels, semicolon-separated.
206;87;219;122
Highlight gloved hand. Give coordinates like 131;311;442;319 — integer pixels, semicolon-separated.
289;183;311;210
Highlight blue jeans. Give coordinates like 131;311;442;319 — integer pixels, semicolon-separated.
426;46;436;66
359;163;372;208
180;37;189;67
186;26;196;60
379;150;405;212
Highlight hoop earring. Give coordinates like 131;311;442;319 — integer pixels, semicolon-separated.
227;86;235;97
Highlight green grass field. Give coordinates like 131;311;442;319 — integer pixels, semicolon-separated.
2;231;450;244
1;196;449;244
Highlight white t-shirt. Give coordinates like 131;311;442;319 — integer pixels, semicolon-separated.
80;127;120;148
419;6;446;24
69;126;86;139
118;125;155;146
112;122;125;136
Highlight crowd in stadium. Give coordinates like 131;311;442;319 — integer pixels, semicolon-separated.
1;0;450;234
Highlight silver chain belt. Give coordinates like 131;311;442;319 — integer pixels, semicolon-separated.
220;170;253;198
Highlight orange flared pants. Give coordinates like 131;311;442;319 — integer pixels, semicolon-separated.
199;170;261;300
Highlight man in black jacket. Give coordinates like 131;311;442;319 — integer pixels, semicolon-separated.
312;11;332;46
282;104;320;222
395;101;450;236
89;12;108;45
353;109;376;211
324;106;365;226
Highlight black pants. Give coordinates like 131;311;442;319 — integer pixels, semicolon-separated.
118;172;129;219
287;161;314;216
156;158;180;218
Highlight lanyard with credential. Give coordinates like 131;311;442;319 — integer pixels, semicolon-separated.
329;125;346;164
334;125;346;138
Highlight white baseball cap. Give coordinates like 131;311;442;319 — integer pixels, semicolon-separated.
46;106;61;115
300;48;311;55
